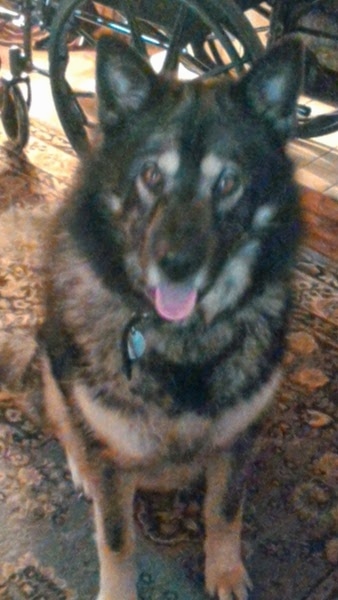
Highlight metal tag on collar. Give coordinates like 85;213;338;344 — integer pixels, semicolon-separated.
128;327;146;360
122;313;148;380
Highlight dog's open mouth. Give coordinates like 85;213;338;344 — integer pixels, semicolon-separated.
152;280;198;322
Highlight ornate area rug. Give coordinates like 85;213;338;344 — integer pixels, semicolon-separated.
0;122;337;600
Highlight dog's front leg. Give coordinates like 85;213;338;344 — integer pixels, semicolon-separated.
93;464;137;600
204;431;257;600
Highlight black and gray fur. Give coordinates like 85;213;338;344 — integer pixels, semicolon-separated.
40;36;303;600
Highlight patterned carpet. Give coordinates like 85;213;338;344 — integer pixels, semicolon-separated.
0;121;337;600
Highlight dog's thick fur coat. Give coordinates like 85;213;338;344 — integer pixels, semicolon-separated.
40;37;303;600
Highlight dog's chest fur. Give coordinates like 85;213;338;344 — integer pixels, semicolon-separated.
45;219;285;470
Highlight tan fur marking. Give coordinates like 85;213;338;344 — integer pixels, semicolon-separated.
204;455;252;600
74;372;278;471
136;176;155;205
212;370;281;450
41;354;92;495
94;501;137;600
74;383;160;465
201;153;224;179
201;241;260;323
74;382;211;468
253;203;277;228
158;149;180;177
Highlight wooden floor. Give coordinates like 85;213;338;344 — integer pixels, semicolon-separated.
301;188;338;261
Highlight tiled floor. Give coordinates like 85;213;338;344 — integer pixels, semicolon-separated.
290;136;338;199
1;29;337;200
287;93;338;199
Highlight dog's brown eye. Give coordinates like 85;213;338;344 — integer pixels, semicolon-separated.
141;162;163;192
216;167;241;198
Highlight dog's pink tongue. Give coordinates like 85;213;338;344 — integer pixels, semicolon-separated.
154;281;197;322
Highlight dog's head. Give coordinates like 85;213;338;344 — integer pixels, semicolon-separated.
93;37;303;324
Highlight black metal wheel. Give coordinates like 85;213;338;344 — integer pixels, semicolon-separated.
48;0;264;155
266;0;338;140
296;49;338;139
0;3;48;48
0;80;29;151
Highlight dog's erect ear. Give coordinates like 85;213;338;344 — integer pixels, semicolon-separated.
96;36;157;127
235;37;304;140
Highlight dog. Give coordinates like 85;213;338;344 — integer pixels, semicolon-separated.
39;36;303;600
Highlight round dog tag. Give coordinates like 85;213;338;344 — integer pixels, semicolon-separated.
127;327;146;361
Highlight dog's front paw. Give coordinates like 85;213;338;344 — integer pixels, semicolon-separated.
205;557;252;600
95;553;137;600
96;584;137;600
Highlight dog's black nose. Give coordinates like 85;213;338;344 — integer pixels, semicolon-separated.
153;201;210;282
158;247;204;281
